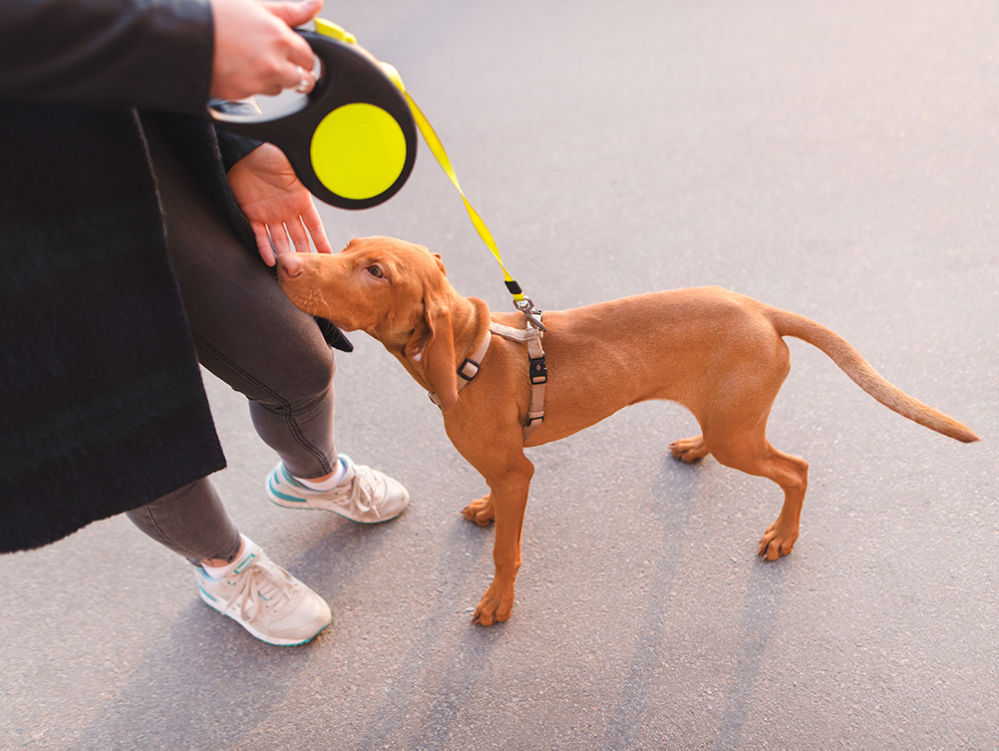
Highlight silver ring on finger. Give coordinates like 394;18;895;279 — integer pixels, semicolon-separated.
291;67;310;95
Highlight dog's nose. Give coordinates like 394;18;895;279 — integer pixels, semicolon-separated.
277;252;303;278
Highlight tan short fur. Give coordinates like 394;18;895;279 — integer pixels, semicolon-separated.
278;237;979;625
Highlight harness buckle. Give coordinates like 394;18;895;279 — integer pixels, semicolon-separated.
457;357;481;381
529;355;548;385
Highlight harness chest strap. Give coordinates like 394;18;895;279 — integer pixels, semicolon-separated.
428;317;547;440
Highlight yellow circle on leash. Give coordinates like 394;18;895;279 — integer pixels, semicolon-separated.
310;103;408;201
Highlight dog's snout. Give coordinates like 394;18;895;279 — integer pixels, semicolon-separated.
276;252;303;279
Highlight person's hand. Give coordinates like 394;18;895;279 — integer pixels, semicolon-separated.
227;143;333;265
210;0;323;100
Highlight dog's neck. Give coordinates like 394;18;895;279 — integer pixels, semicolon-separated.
452;295;492;362
381;290;491;394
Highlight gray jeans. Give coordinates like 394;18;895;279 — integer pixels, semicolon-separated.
126;118;337;564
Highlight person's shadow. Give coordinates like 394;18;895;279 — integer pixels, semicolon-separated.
68;515;399;749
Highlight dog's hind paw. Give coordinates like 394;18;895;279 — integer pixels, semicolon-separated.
461;495;495;526
670;435;709;463
757;520;798;561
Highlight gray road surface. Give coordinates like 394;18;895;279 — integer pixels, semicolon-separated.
2;1;997;749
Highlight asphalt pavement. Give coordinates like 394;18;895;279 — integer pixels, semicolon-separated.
2;1;996;749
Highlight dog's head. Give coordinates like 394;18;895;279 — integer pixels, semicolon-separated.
277;236;461;409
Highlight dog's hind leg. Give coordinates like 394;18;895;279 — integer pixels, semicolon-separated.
707;428;809;561
691;328;808;559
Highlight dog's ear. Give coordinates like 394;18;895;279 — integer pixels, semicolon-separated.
417;245;447;276
404;297;458;410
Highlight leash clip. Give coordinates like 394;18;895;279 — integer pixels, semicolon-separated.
514;298;546;332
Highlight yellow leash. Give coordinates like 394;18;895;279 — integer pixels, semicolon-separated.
315;19;545;329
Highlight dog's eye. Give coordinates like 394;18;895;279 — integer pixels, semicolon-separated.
367;265;384;279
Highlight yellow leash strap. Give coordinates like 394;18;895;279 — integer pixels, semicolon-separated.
315;19;544;329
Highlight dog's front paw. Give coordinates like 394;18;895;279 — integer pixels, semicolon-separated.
670;435;709;463
757;519;798;561
461;495;494;526
472;581;514;626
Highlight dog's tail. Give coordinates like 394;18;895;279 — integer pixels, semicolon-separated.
768;308;980;443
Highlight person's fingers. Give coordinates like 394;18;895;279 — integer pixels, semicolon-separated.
211;0;324;99
263;0;322;28
286;216;312;253
264;0;323;70
280;35;318;75
268;222;292;257
301;202;332;254
252;222;276;266
283;63;316;94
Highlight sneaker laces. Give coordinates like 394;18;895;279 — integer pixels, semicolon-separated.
222;558;297;624
339;467;383;519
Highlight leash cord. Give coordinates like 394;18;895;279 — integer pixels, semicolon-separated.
315;19;545;331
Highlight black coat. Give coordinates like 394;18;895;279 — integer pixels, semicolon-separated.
0;0;345;552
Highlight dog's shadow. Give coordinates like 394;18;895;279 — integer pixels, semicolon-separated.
602;454;791;750
354;515;505;750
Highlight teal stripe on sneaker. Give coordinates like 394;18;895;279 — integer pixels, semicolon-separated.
269;473;308;504
280;463;304;487
197;582;218;603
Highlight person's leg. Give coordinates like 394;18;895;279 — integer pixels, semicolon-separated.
127;479;331;645
145;121;338;480
119;120;337;645
125;478;241;564
143;117;408;524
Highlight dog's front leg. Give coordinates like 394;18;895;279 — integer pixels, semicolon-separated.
471;454;534;626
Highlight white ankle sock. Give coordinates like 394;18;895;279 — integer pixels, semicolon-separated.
202;534;254;579
296;457;347;491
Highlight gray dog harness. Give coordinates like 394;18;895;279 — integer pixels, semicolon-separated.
429;315;547;440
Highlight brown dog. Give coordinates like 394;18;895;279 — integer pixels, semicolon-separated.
277;236;979;625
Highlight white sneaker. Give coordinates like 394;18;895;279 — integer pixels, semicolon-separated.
195;542;331;646
266;455;410;523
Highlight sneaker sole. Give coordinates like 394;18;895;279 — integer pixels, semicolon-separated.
197;585;330;647
265;472;407;524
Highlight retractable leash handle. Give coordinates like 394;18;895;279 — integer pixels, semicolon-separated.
208;27;417;210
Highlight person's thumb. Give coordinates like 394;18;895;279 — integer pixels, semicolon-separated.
263;0;323;28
